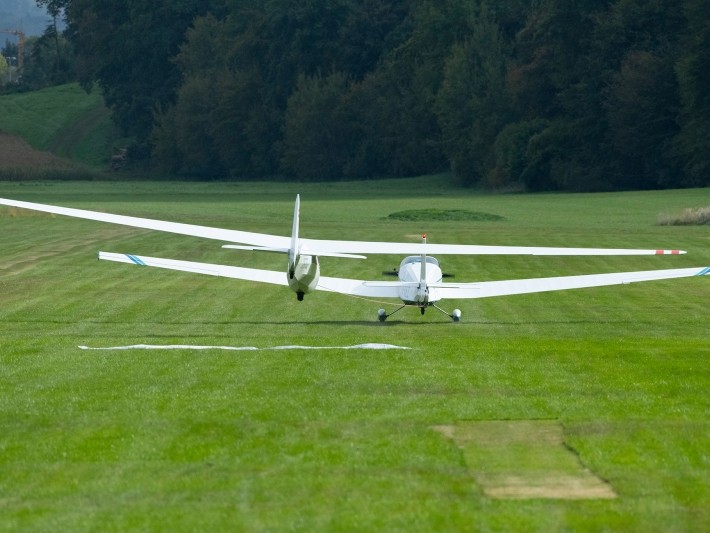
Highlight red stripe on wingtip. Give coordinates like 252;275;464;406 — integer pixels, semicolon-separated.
656;249;681;255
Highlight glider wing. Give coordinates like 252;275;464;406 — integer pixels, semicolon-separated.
98;252;288;286
99;252;406;298
0;198;684;257
97;253;709;301
433;267;710;299
0;198;291;249
300;238;684;256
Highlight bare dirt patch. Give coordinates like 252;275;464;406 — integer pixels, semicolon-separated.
434;420;617;500
0;131;73;169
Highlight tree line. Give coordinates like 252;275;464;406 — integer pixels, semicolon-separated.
30;0;710;190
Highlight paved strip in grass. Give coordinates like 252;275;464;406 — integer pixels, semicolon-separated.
435;420;616;499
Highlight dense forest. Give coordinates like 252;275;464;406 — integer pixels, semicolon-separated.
22;0;710;190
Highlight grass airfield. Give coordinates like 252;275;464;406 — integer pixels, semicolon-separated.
1;178;709;531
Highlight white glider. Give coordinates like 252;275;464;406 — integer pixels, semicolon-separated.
1;195;706;321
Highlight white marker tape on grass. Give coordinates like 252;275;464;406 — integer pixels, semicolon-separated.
78;343;412;351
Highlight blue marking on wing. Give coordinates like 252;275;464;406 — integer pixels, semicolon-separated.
697;267;710;276
127;254;146;266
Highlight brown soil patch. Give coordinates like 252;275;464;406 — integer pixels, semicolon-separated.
481;475;617;500
434;421;617;500
0;131;73;169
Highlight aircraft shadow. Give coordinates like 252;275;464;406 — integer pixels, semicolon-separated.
2;318;637;327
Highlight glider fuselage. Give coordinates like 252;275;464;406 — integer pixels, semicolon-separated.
288;254;320;299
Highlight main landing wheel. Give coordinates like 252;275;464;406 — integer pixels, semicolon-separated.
378;305;405;322
452;309;462;322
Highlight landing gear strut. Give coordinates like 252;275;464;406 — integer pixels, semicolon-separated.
432;304;461;322
377;305;462;322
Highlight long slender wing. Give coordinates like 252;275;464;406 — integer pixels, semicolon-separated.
433;267;710;299
300;239;684;256
0;197;685;256
99;252;405;298
1;198;291;249
99;252;288;286
98;253;709;301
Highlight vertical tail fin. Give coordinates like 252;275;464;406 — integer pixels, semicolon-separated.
420;233;427;283
288;195;300;275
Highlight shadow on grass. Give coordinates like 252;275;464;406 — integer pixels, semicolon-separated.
2;317;638;327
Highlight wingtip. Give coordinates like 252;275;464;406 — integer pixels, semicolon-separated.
656;250;686;255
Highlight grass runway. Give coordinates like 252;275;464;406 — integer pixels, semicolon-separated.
1;179;709;531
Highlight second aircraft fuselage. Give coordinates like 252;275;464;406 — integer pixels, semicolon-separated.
396;255;443;306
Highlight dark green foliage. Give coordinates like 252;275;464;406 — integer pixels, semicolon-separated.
491;119;549;189
435;3;511;186
386;209;504;221
22;33;75;90
282;73;356;180
675;0;710;186
57;0;710;189
64;0;222;142
504;0;689;191
605;51;681;189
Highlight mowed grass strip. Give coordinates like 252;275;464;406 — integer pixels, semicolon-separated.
0;180;709;531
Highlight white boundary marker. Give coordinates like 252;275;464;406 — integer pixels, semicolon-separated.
78;343;412;351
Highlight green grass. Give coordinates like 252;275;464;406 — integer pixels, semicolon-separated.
0;84;117;167
1;179;709;531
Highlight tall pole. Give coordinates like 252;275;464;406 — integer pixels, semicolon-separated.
16;31;24;71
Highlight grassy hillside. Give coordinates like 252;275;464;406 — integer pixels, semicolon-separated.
1;180;709;531
0;83;118;168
